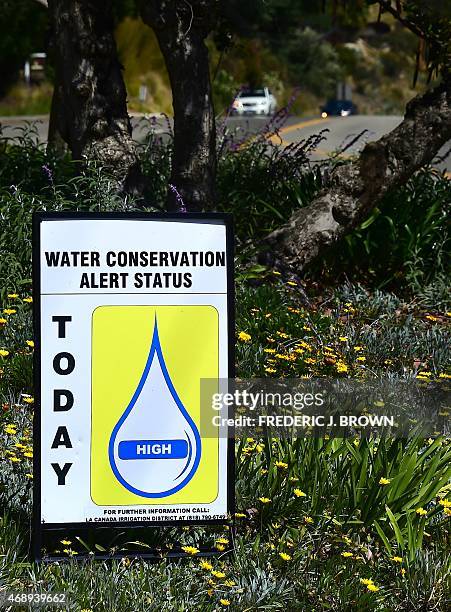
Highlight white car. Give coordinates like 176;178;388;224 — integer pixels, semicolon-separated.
232;87;277;116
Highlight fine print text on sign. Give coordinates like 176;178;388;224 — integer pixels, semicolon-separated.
33;213;234;558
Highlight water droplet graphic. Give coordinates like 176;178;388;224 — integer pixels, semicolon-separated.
109;316;201;497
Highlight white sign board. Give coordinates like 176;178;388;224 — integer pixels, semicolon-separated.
33;213;234;556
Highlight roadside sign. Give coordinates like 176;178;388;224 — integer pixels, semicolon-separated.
32;212;234;560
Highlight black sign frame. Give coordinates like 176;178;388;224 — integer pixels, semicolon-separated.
32;211;235;561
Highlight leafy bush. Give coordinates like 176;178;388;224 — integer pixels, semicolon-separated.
311;168;450;292
216;126;324;240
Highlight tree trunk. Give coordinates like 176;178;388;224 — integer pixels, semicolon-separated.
47;0;142;193
139;1;217;211
264;77;451;272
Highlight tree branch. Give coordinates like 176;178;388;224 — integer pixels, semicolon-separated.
376;0;425;39
264;77;451;272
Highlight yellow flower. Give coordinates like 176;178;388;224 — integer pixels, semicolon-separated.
275;461;288;469
336;361;348;373
391;556;403;563
3;309;16;315
23;397;34;404
24;452;33;458
356;356;366;362
360;578;374;585
438;498;451;507
265;367;276;374
379;477;391;485
279;552;291;561
417;371;432;377
235;512;246;518
443;507;451;517
7;293;18;298
181;546;199;555
211;570;226;579
26;473;33;479
264;348;276;354
0;318;7;324
415;507;427;516
294;489;306;498
200;560;213;571
341;551;353;558
353;346;363;351
367;583;379;592
0;349;9;357
224;579;235;587
339;336;348;342
304;516;313;524
219;600;230;607
287;281;297;287
425;315;438;322
258;497;271;504
277;331;289;338
60;539;72;545
26;340;35;348
10;457;21;463
439;373;451;379
216;544;226;551
23;297;33;303
238;331;251;343
400;568;406;576
216;537;229;545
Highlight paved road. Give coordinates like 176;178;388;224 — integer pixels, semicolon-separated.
225;114;450;175
1;113;450;174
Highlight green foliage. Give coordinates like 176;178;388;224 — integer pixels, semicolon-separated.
217;133;324;240
0;129;140;297
281;27;342;97
236;280;450;379
317;169;451;291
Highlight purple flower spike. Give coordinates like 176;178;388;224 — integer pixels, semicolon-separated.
42;164;53;182
168;183;187;213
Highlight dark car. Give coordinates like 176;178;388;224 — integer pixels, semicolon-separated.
320;99;358;118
